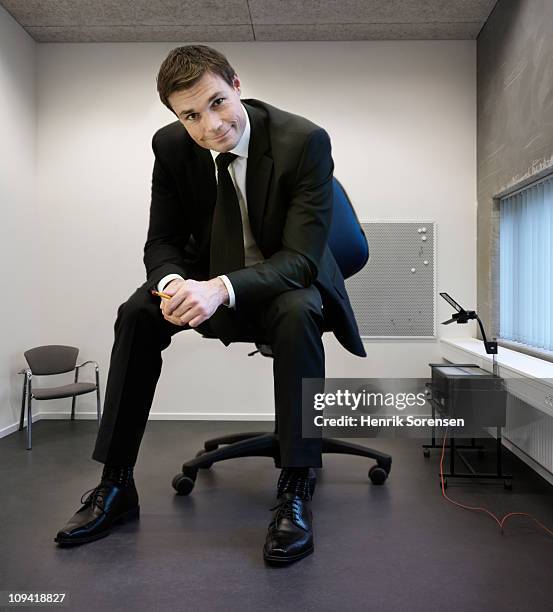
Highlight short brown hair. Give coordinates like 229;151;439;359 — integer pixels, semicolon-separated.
156;45;237;113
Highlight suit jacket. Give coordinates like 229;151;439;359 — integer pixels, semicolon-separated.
143;98;366;358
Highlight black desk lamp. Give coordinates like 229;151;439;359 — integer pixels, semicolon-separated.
440;292;498;374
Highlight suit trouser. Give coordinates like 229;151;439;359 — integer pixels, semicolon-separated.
92;281;325;468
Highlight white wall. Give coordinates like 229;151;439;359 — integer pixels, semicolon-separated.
0;6;37;436
20;40;476;423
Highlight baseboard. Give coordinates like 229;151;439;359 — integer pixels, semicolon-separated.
38;411;275;421
0;412;41;438
0;411;275;439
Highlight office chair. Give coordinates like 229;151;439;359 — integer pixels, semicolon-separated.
18;345;101;450
172;178;392;494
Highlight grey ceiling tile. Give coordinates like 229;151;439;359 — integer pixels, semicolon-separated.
253;22;480;41
1;0;130;26
24;24;254;43
249;0;496;25
132;1;251;25
0;0;251;26
0;0;495;41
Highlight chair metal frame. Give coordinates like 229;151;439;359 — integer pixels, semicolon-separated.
18;347;101;450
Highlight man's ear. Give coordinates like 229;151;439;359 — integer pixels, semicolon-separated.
233;75;241;95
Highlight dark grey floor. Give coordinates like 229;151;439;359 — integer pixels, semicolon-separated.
2;420;553;612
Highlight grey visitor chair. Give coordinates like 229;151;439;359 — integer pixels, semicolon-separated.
18;345;101;450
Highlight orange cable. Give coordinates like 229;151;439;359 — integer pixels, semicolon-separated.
438;426;553;539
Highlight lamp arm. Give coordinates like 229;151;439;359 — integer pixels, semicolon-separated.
475;315;489;344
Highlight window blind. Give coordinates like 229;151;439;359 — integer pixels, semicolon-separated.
500;175;553;351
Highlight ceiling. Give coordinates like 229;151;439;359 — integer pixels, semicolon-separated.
0;0;497;43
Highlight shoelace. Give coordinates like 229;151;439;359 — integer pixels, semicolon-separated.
80;484;109;515
270;497;303;525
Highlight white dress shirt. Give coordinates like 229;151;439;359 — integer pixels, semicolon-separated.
157;103;264;308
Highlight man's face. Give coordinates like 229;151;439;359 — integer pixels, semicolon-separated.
168;71;246;152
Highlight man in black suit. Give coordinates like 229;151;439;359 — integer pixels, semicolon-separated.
55;45;365;564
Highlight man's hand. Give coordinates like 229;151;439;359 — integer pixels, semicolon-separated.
159;277;229;327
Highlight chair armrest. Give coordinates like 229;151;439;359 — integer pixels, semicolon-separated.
75;360;99;371
74;361;100;387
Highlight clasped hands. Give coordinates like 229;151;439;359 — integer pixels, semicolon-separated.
159;277;229;327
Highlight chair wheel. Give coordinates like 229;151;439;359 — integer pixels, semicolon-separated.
368;465;387;485
504;480;512;490
172;470;197;495
423;448;430;458
195;449;213;469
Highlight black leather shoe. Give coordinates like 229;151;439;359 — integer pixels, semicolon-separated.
55;480;139;546
263;492;314;564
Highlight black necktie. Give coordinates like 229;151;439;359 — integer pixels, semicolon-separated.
209;152;245;278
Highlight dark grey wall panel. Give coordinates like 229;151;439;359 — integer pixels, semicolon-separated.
346;222;435;338
477;0;553;337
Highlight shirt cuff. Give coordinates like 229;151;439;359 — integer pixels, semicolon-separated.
218;275;236;309
158;274;184;292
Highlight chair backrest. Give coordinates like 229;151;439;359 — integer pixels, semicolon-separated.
24;345;79;375
204;177;367;351
328;177;369;279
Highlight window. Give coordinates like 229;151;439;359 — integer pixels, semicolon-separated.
500;174;553;352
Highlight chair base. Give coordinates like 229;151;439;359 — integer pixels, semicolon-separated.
172;431;392;495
